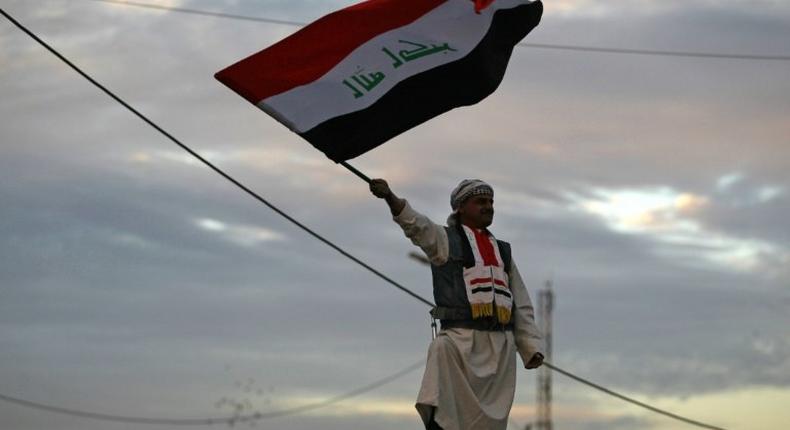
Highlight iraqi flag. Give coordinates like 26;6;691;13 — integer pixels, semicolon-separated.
216;0;543;162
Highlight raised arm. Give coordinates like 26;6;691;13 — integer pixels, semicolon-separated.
370;179;449;265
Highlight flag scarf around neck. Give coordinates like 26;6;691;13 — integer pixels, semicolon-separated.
215;0;543;162
461;225;512;324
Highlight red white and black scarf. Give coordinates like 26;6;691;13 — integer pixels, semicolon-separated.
460;225;512;324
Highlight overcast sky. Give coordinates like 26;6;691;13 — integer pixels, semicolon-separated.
1;1;789;429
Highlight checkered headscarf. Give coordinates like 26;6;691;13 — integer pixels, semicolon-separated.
450;179;494;211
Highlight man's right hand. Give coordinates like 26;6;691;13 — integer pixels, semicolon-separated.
370;178;392;199
370;178;405;216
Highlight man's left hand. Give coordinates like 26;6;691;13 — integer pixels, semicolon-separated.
526;352;544;369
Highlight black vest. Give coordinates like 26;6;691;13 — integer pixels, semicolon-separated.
430;223;513;330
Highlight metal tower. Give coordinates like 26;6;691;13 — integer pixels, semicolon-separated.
535;280;554;430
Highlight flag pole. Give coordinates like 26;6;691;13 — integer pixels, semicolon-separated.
340;161;371;184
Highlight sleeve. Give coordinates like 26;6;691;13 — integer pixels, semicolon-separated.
508;260;546;368
392;200;449;266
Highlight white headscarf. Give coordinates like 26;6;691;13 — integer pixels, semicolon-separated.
447;179;493;226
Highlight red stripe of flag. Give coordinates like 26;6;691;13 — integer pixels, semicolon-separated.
215;0;447;104
474;0;496;13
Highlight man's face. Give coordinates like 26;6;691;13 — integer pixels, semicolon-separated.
459;194;494;229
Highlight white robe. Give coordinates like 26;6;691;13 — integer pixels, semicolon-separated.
393;201;544;430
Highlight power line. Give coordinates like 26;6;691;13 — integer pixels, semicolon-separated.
0;8;731;430
543;362;727;430
518;42;790;61
90;0;790;62
90;0;305;27
0;360;424;425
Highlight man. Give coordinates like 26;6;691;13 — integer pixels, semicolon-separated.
370;178;544;430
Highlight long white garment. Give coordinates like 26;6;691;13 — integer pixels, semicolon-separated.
393;201;544;430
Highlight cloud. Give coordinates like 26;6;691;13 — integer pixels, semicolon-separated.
194;217;286;247
757;186;784;203
716;172;744;191
562;185;788;274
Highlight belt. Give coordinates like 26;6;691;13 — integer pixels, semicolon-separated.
439;317;514;332
431;306;514;332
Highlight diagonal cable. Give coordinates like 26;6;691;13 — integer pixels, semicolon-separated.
0;6;434;309
543;362;728;430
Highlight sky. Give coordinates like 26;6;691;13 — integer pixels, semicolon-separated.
1;1;788;429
